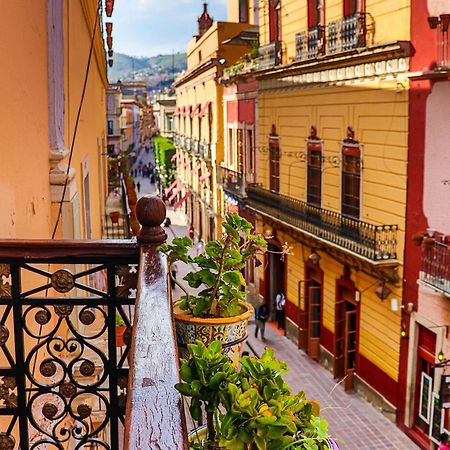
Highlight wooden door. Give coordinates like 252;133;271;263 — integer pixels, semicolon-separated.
308;285;321;360
344;308;357;390
334;297;346;379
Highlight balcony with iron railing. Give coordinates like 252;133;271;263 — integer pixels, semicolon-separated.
0;197;186;449
216;165;247;200
295;12;367;62
246;185;398;262
258;41;277;69
419;237;450;296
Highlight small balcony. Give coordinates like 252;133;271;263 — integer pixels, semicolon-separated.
420;238;450;296
328;13;366;54
308;26;325;59
295;31;307;60
217;166;246;200
258;41;277;69
246;185;398;262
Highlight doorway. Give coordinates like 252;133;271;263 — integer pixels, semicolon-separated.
334;285;359;390
265;242;285;323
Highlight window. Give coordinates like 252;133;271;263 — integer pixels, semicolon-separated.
307;146;322;206
344;0;359;17
239;0;249;22
228;128;234;166
107;144;115;156
308;0;324;28
269;125;280;192
247;129;254;174
237;129;244;173
341;148;361;218
269;0;281;43
107;120;114;135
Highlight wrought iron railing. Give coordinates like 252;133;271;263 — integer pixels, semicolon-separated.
0;197;186;449
258;42;277;69
246;185;398;261
199;141;211;161
216;166;246;199
295;31;307;60
328;13;366;54
308;26;325;59
190;139;199;155
420;239;450;295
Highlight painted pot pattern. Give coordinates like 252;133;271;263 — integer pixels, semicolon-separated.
173;301;253;366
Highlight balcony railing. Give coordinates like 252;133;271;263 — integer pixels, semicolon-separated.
246;185;398;261
420;239;450;295
0;197;186;449
295;31;307;60
258;42;277;69
191;139;199;155
294;13;367;61
217;166;246;199
308;26;325;59
328;13;366;54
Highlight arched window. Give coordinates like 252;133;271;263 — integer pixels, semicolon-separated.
239;0;249;22
341;127;361;218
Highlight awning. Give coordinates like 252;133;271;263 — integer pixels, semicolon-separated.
199;101;211;118
164;179;178;197
191;103;201;118
174;107;180;117
199;171;211;182
174;191;192;210
191;165;201;175
168;185;183;204
183;105;192;117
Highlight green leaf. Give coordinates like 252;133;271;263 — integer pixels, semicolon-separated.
223;223;240;241
192;255;218;269
223;270;245;287
205;241;222;258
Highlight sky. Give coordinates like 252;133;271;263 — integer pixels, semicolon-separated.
112;0;227;57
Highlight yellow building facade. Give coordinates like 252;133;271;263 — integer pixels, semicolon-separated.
235;0;413;419
0;0;108;240
173;2;257;241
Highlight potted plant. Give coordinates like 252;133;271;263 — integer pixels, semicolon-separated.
177;340;338;449
159;213;267;364
115;313;126;347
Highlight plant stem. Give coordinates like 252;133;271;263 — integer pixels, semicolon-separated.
208;235;232;316
169;264;191;304
206;410;216;446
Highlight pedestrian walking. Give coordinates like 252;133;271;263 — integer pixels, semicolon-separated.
254;302;269;340
275;291;286;330
188;225;195;242
136;181;141;193
196;239;205;256
170;261;178;290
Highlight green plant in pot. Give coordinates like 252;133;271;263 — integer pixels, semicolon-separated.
159;213;267;364
177;340;337;450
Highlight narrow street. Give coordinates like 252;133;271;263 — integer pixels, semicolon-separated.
132;145;420;450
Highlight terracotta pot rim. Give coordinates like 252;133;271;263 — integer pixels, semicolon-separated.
173;300;254;325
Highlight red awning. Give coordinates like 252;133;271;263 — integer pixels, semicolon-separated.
199;171;211;182
191;103;201;118
191;165;201;174
183;105;192;117
199;101;211;118
174;191;192;210
174;107;180;117
164;179;178;197
168;185;183;204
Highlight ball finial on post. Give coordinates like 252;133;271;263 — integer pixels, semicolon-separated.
136;196;167;244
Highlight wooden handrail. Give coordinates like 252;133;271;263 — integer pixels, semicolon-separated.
124;195;188;449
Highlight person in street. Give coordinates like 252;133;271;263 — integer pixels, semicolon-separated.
170;261;178;290
136;181;141;193
275;291;286;330
439;434;450;450
254;302;269;340
196;239;205;256
188;225;195;242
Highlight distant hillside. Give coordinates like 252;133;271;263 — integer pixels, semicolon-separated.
108;52;187;92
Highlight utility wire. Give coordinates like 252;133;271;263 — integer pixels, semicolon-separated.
51;7;100;239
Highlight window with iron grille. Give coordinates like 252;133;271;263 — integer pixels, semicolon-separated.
269;125;280;192
239;0;249;22
341;144;361;218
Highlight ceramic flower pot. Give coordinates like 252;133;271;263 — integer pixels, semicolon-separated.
115;325;126;347
173;300;253;366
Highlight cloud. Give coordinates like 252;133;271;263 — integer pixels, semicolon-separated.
112;0;227;56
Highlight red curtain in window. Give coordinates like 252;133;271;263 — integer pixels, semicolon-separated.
269;1;276;42
344;0;359;17
341;145;361;218
308;0;321;28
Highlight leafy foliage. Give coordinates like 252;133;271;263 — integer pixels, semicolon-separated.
177;341;333;450
159;213;267;318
